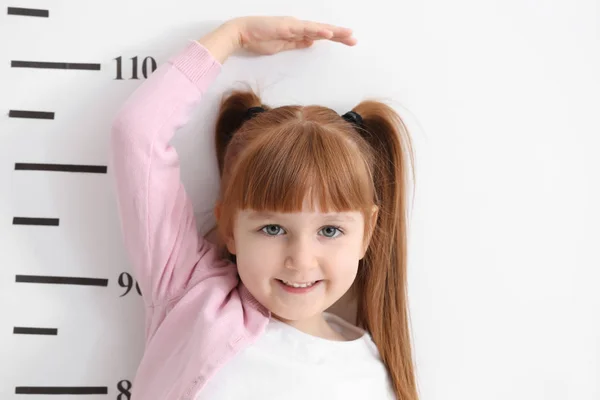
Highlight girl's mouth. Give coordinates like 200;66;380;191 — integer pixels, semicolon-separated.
276;279;322;294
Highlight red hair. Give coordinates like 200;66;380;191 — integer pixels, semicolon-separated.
209;86;418;400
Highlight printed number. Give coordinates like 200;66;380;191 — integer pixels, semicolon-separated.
117;380;132;400
114;56;157;80
118;272;142;297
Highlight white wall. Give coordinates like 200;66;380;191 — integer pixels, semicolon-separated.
1;0;598;398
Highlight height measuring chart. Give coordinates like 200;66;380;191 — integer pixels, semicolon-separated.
0;2;234;398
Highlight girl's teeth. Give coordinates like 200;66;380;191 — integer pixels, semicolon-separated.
281;280;316;288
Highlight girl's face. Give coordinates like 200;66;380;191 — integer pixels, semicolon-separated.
227;199;375;330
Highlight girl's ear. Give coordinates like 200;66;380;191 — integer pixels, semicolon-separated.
214;203;237;254
361;205;379;259
226;236;237;255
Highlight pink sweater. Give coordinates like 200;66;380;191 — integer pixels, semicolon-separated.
109;41;271;399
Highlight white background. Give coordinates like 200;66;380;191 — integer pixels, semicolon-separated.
1;0;598;399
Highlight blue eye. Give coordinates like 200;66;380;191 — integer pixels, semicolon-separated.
320;226;342;238
260;225;343;238
262;225;284;236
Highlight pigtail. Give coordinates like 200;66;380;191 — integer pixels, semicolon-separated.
352;100;418;400
215;87;269;177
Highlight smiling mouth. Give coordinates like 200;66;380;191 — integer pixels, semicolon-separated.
277;279;322;288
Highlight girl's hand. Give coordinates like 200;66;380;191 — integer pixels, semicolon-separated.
197;16;356;63
232;16;357;55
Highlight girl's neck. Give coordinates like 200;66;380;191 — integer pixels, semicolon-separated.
272;313;349;341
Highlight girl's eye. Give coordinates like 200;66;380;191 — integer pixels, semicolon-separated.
320;226;342;238
260;225;343;238
262;225;284;236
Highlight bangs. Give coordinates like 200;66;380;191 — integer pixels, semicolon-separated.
224;121;374;215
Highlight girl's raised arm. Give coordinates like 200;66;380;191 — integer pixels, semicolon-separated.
109;17;355;308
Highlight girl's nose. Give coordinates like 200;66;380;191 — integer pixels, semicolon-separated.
284;236;319;272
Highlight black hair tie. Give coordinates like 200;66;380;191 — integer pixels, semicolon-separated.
243;107;363;130
342;111;364;128
243;106;266;122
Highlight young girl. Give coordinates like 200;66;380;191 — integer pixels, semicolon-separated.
110;16;418;400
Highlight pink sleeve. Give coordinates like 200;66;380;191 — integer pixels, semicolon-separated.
109;41;224;307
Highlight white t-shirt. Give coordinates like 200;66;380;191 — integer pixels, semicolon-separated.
196;312;396;399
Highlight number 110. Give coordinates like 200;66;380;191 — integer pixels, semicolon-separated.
114;56;157;80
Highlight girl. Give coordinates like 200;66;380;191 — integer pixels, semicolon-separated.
110;16;417;400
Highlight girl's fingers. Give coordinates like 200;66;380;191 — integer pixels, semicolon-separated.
288;23;327;39
289;20;352;40
287;32;357;47
281;38;314;52
297;33;357;46
302;34;356;45
303;21;353;38
327;35;358;46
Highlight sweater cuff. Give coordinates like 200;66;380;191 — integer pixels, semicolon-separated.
168;40;222;91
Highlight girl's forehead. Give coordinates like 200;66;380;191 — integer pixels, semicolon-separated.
240;209;361;222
